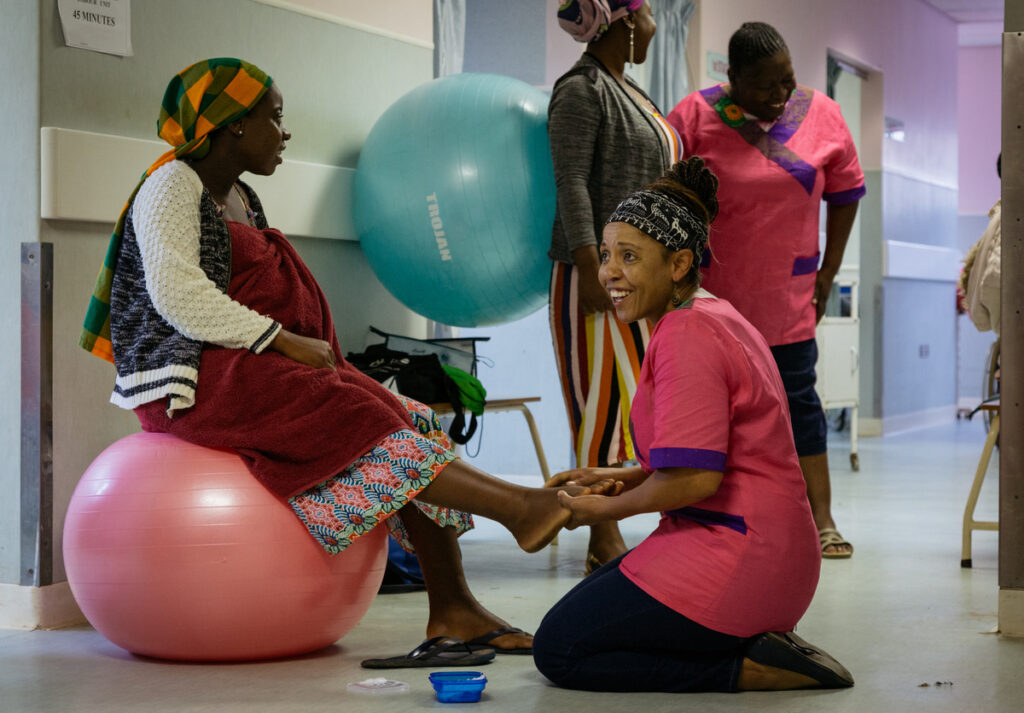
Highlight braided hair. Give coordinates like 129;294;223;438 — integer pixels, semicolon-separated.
728;22;789;74
647;156;719;288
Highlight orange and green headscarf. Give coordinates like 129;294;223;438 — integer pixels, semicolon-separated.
80;57;273;363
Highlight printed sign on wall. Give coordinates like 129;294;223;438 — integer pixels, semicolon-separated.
57;0;132;57
707;51;728;82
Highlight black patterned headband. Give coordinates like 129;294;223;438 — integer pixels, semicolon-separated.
606;189;709;261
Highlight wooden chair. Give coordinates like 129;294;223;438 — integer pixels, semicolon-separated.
428;396;552;484
962;401;1000;568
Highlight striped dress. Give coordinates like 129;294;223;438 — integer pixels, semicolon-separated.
549;91;681;467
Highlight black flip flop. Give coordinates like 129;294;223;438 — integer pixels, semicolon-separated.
745;631;854;688
360;636;496;669
466;626;533;655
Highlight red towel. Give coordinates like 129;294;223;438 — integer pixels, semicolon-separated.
136;222;411;498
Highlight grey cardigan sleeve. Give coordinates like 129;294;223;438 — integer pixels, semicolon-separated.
548;74;605;255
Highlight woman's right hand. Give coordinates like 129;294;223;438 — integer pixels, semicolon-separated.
578;268;614;315
269;328;336;369
572;246;614;315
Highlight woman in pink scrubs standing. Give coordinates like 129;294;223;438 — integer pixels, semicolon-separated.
667;22;864;558
534;158;852;693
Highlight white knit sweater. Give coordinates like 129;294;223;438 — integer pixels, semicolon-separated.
110;160;281;413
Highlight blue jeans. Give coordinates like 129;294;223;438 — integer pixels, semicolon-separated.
533;555;750;693
770;338;828;457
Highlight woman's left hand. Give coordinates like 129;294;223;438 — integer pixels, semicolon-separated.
813;271;835;323
545;467;616;489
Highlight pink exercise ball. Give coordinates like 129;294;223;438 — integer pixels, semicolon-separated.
64;432;387;661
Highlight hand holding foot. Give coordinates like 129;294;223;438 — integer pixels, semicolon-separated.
556;480;625;529
513;480;620;552
546;466;646;491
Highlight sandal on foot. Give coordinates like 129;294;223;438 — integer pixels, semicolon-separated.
746;631;854;688
466;626;533;655
584;551;604;576
819;528;853;559
360;636;495;669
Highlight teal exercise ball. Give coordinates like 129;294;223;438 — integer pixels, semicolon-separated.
354;73;555;327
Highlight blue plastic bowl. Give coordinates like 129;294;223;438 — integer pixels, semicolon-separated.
428;671;488;703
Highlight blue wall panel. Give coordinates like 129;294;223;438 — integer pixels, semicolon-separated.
881;278;957;418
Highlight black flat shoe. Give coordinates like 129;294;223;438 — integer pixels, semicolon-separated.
746;631;854;688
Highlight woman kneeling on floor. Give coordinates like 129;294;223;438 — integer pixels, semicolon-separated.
535;157;853;692
82;57;615;668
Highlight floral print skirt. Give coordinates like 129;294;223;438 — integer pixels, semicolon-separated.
288;396;473;554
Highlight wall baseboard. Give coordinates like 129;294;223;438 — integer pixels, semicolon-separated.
999;589;1024;638
882;405;956;436
859;417;883;437
0;582;85;630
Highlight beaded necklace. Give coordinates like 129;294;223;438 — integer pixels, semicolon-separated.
214;183;257;226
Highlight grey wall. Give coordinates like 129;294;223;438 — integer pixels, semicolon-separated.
881;278;958;417
463;0;548;86
31;0;433;583
878;172;959;419
882;174;959;249
859;170;884;420
0;1;41;584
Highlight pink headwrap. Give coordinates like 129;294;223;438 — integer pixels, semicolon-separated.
557;0;645;44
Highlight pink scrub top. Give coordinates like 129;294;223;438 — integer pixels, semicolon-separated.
667;85;865;346
620;292;821;637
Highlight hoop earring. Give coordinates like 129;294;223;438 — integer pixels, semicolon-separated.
670;288;683;307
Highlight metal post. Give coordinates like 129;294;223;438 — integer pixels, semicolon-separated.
999;24;1024;633
21;243;53;587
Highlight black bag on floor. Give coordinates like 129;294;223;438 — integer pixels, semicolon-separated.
346;344;478;444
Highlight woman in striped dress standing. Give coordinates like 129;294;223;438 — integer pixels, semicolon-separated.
547;0;681;572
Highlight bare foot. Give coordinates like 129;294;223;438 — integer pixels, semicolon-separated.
425;604;533;652
588;521;628;565
511;482;618;553
512;486;582;553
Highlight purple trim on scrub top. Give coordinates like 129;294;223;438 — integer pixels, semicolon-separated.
792;254;821;276
823;185;867;205
649;446;727;472
665;506;748;535
701;84;818;195
766;87;813;144
699;84;728;106
759;142;817;195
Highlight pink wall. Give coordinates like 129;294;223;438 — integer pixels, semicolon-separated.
958;45;1002;215
694;0;958;183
